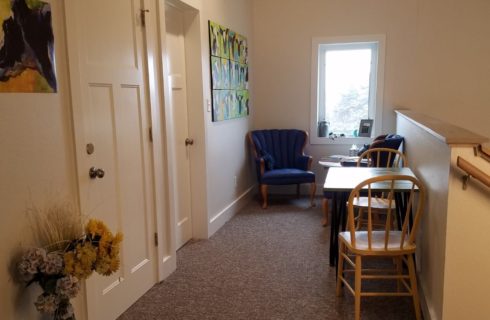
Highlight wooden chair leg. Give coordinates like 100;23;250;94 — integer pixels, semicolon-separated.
407;254;422;320
395;257;403;292
336;241;345;296
260;184;268;209
354;255;362;320
296;184;300;198
322;198;329;226
309;182;316;207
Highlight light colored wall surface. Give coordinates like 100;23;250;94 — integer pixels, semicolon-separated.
0;1;85;319
444;148;490;320
397;111;490;320
252;0;490;186
396;114;450;320
198;0;256;235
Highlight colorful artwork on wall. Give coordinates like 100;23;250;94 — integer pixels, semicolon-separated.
0;0;57;93
209;21;248;121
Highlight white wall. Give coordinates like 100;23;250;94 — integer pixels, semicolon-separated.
198;0;256;235
0;1;85;319
396;114;451;320
444;148;490;320
251;0;490;187
397;111;490;320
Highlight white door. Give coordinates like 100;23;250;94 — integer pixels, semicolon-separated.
65;1;157;319
165;4;193;249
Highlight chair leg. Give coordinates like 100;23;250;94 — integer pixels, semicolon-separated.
296;184;300;198
260;184;268;209
336;241;345;296
354;255;362;320
407;254;422;320
395;256;403;292
322;198;329;226
309;182;316;207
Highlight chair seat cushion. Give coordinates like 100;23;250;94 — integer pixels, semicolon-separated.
339;230;416;255
261;168;315;185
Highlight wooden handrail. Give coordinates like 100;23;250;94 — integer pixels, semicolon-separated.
457;156;490;189
478;144;490;162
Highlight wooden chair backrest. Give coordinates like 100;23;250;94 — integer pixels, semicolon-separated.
346;174;426;250
358;147;407;168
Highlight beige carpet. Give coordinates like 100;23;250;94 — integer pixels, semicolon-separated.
118;196;416;320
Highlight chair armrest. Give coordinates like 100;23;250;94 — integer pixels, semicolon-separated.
255;157;265;176
296;155;313;171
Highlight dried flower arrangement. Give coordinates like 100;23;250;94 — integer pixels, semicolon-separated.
17;203;122;320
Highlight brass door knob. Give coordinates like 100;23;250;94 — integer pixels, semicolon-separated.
185;138;194;146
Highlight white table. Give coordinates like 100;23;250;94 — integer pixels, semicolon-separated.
324;167;418;266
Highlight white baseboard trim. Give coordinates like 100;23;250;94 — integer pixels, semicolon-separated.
419;280;435;320
208;185;255;237
158;254;177;282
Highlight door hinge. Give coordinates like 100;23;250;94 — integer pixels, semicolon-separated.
149;126;153;142
154;232;158;246
140;9;149;27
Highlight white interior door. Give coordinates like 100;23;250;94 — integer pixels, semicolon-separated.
65;1;157;319
165;4;193;249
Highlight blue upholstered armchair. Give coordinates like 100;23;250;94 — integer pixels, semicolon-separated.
248;129;316;208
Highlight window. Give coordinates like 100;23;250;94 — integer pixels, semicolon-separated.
310;35;385;144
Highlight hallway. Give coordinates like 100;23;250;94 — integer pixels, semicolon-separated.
119;197;415;319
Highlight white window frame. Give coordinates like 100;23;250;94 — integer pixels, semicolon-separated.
310;35;386;145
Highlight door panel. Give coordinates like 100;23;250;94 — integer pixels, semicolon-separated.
84;0;139;68
65;1;156;319
165;4;193;249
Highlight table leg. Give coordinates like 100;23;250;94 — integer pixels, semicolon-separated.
395;192;403;230
329;193;339;266
395;192;413;231
329;191;348;268
322;198;329;226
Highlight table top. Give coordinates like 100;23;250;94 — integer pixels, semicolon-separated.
323;167;417;192
318;160;342;168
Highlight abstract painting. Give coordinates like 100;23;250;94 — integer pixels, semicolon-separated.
209;21;248;121
0;0;57;93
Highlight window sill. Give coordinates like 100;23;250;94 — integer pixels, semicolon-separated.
310;136;373;145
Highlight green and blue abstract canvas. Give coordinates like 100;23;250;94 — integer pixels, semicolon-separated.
209;21;249;121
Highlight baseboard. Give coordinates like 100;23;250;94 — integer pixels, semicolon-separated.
158;254;177;282
208;185;255;237
419;278;436;320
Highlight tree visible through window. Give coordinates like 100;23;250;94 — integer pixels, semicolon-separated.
311;37;384;142
325;48;371;136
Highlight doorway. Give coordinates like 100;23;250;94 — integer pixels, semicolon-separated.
163;0;208;246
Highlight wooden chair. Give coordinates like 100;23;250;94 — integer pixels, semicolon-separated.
354;148;407;230
336;174;425;320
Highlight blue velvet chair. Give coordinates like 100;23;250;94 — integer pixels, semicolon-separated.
248;129;316;208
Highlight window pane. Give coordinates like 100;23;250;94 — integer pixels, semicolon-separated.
324;48;372;136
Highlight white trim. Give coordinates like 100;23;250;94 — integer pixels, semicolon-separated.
208;185;255;237
159;254;177;280
310;34;386;145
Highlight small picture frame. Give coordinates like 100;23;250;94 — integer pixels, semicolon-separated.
358;119;374;137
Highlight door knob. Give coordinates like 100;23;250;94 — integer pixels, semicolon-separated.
89;167;105;179
185;138;194;146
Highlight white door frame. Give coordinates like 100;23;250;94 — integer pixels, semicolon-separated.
142;0;178;280
158;0;209;246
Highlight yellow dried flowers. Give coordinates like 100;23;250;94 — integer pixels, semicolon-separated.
63;219;123;279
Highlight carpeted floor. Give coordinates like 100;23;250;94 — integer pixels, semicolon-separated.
118;196;416;320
